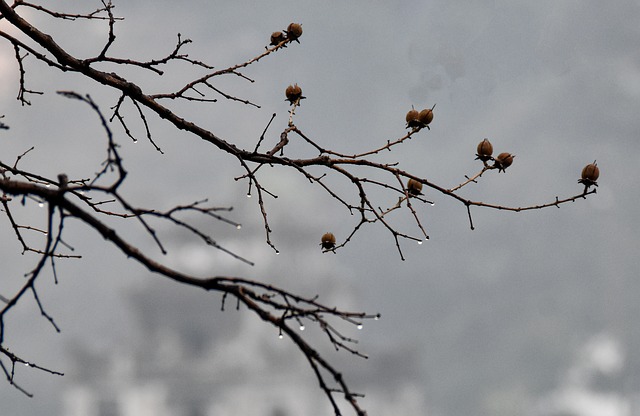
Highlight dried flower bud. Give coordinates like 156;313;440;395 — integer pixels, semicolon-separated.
270;31;286;46
494;152;514;172
579;161;599;188
418;108;434;127
475;138;493;162
581;162;599;181
405;108;420;128
285;23;303;41
285;83;303;104
320;232;336;250
407;178;423;196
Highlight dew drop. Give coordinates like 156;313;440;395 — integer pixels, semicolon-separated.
299;325;305;331
45;184;51;188
357;324;363;330
417;240;423;245
278;334;284;339
24;363;29;367
246;193;252;198
38;203;44;208
430;202;435;206
275;251;280;255
236;224;242;230
133;139;138;143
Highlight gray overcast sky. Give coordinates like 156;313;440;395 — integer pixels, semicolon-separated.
1;1;639;415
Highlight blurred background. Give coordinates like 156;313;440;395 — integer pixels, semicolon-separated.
1;1;638;415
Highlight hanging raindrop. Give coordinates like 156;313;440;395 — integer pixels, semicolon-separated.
38;203;44;208
246;193;252;198
299;325;305;331
357;324;363;330
417;240;423;245
236;224;242;230
430;202;435;206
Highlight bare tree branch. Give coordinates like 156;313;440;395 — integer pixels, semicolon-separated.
0;2;599;414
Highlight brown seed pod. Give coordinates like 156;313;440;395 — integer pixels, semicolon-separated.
320;232;336;250
579;161;600;188
418;108;434;127
285;83;303;104
476;138;494;162
494;152;514;172
406;108;420;128
270;31;286;46
581;162;600;181
407;178;423;196
285;23;303;41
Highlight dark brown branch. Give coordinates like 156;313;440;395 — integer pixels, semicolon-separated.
12;44;43;105
0;4;598;413
0;176;377;412
449;165;492;192
15;1;120;21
